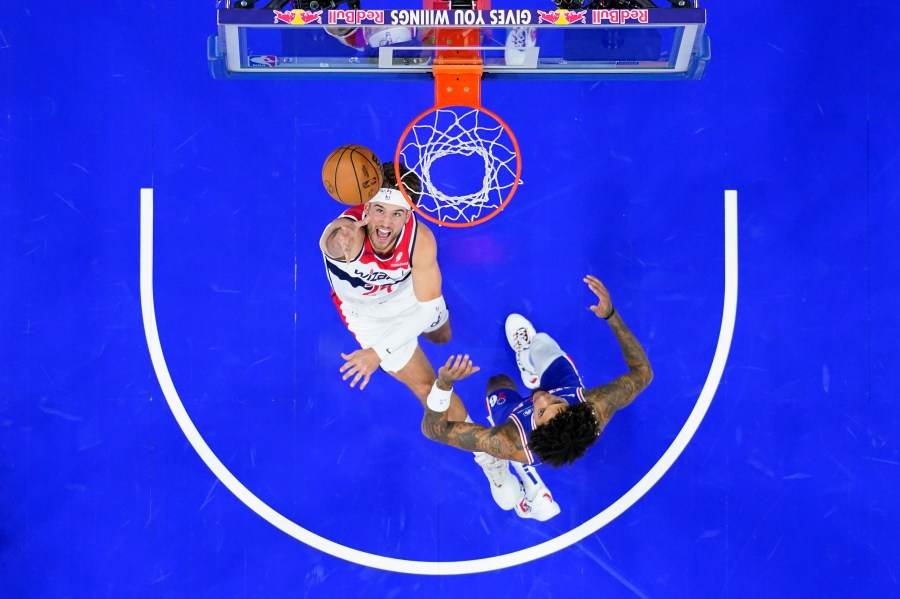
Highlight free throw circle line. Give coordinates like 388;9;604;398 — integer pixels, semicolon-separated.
140;188;738;574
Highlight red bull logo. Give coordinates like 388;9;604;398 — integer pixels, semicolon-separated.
591;9;649;24
327;9;385;25
537;9;587;25
273;9;323;25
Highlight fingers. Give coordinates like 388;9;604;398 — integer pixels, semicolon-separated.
346;369;364;389
342;363;371;389
443;354;477;375
358;372;371;390
584;276;610;304
583;275;607;293
340;350;374;390
334;228;354;262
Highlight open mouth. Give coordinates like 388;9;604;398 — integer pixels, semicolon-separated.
375;228;391;243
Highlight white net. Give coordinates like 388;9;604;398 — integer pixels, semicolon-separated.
398;106;520;226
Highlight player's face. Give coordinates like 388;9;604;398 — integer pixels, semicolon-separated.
365;202;409;253
532;390;568;427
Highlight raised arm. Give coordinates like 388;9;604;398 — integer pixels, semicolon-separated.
421;355;529;463
320;213;367;262
581;276;654;429
409;224;442;302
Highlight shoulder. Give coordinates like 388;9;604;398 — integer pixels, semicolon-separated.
410;218;436;264
582;383;630;428
413;217;435;247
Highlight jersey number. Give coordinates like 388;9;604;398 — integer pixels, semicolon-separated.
361;283;394;296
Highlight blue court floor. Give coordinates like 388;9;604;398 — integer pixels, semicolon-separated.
2;2;899;597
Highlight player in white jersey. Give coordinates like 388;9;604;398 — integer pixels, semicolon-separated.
320;163;452;398
420;276;653;520
320;162;523;509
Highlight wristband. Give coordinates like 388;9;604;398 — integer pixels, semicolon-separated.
603;305;616;320
426;382;452;412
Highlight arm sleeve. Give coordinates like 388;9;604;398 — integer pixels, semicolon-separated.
371;296;448;360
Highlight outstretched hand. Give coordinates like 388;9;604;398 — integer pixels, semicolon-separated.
333;210;369;262
437;354;480;386
339;347;381;390
584;275;614;319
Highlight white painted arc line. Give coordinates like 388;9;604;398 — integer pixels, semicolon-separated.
140;190;399;569
140;187;738;575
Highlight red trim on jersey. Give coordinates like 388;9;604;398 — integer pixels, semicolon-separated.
509;414;534;465
330;290;357;340
564;353;583;383
339;204;366;221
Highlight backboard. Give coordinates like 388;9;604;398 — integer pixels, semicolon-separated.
209;5;709;80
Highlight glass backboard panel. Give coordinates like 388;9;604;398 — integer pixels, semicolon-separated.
209;8;709;79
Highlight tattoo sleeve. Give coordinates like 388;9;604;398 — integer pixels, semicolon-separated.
421;409;525;462
585;311;654;425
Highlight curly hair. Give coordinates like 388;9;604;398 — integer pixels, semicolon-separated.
528;402;600;467
381;161;422;205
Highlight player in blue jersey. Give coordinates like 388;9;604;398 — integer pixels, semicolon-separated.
421;275;653;520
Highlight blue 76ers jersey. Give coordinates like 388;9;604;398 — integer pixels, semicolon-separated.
485;356;587;465
321;205;418;305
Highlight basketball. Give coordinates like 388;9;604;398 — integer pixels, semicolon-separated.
322;144;384;205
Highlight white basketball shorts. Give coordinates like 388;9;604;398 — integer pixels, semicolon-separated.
333;286;447;373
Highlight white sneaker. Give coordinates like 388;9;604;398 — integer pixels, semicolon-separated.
474;452;523;511
364;26;417;48
505;314;540;389
514;483;561;521
504;27;537;67
324;27;360;49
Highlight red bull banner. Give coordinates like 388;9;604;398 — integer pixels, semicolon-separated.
219;8;706;28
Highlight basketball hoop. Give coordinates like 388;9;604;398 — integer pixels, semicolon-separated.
396;104;521;227
394;21;522;228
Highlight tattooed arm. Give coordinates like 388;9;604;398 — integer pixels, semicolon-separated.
582;276;654;429
421;355;530;463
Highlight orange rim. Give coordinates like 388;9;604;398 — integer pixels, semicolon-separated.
394;104;521;228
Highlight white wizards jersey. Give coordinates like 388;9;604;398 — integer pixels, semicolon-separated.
321;204;419;305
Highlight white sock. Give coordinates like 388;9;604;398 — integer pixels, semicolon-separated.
511;462;546;499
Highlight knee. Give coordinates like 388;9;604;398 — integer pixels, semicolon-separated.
423;323;452;345
486;374;517;395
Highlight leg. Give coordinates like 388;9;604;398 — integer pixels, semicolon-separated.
392;347;523;510
511;461;560;521
421;319;451;345
388;345;468;422
421;299;451;345
530;333;583;389
529;333;567;375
